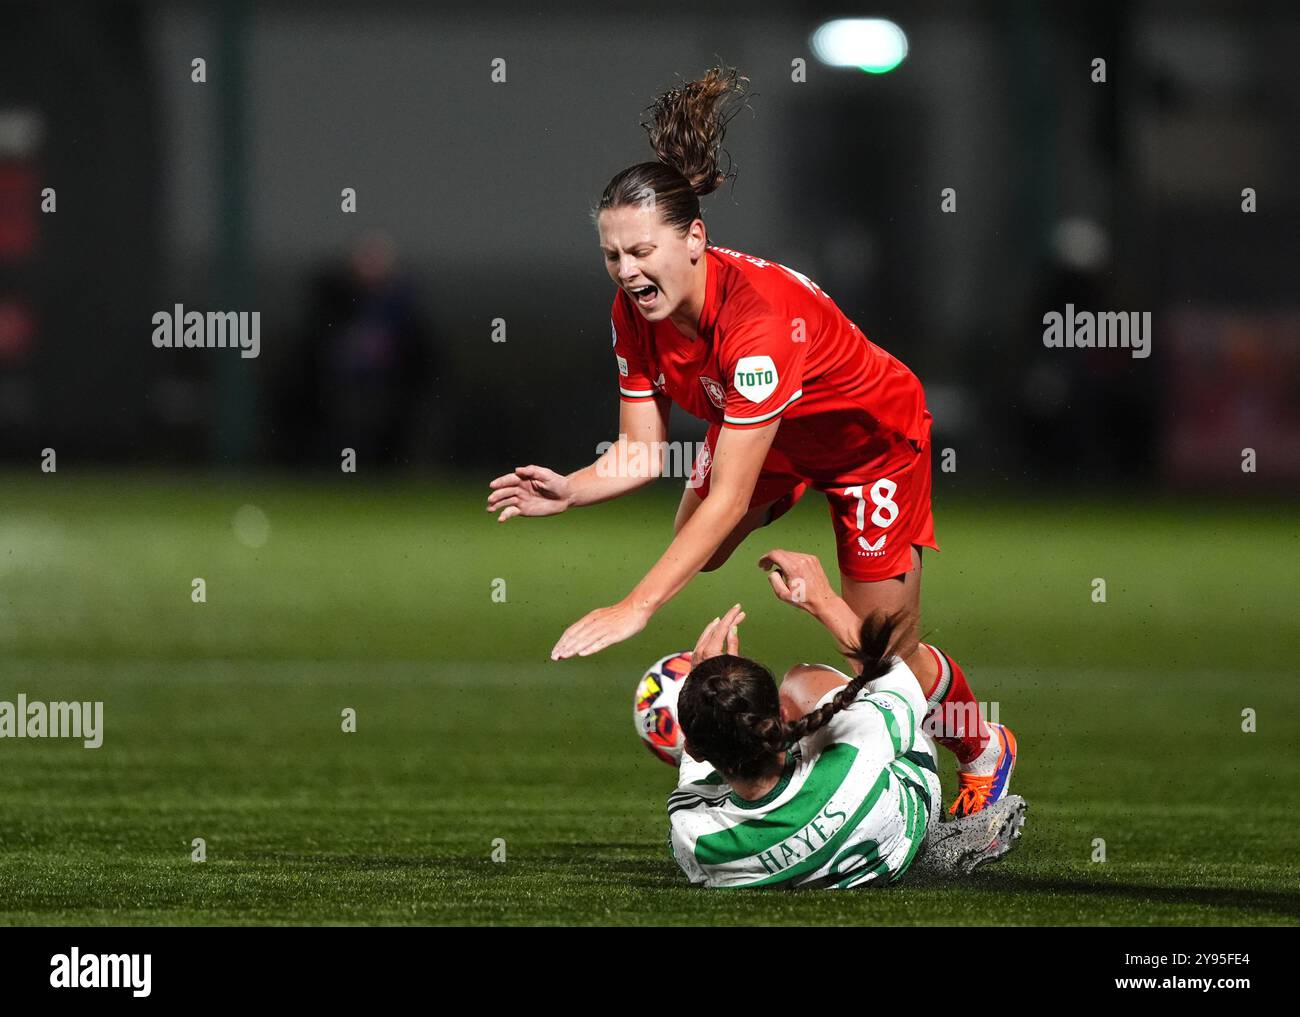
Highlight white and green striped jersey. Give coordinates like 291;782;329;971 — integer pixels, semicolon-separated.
668;658;940;889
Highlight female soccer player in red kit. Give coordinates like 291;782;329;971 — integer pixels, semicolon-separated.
486;67;1015;816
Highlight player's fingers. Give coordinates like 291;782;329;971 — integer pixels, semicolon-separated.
486;489;522;512
497;505;521;523
576;630;613;657
552;612;599;659
767;569;793;602
715;603;742;642
707;605;740;657
728;610;747;654
758;548;796;574
552;626;579;657
490;495;520;514
489;472;520;489
692;616;722;663
692;615;720;653
567;629;606;659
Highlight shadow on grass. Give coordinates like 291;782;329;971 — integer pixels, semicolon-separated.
900;867;1300;920
234;849;1300;921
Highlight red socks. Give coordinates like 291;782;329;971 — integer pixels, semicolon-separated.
920;644;992;767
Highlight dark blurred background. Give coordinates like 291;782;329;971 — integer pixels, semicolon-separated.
1;0;1296;489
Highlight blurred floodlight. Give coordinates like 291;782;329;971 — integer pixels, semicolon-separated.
1052;217;1110;271
811;19;908;74
0;108;45;156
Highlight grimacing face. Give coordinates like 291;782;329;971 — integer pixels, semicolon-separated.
598;204;706;324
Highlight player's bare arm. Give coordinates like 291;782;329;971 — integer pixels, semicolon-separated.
759;547;875;676
550;419;780;660
486;393;670;521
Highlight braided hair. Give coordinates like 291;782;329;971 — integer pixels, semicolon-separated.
677;610;908;782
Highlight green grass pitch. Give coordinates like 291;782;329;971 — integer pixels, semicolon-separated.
0;472;1297;925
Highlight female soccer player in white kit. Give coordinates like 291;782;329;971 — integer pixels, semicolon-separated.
667;550;1025;889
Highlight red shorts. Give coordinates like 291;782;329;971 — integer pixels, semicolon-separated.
688;418;939;583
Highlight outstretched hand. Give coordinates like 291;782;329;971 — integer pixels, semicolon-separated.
551;600;651;660
486;465;571;522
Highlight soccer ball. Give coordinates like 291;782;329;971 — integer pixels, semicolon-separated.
633;651;692;765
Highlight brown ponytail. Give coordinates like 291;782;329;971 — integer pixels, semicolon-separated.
592;64;751;234
679;610;909;781
642;64;750;197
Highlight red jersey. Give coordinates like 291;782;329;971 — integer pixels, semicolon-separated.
611;245;928;483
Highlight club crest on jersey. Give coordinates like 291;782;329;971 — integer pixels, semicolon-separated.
616;354;629;377
700;376;726;409
733;355;778;403
695;441;712;481
611;319;618;347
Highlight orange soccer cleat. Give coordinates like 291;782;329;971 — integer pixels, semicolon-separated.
948;723;1017;818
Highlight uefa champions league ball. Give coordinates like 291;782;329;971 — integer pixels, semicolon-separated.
632;651;692;765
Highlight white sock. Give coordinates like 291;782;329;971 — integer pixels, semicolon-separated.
923;644;951;712
958;724;1002;775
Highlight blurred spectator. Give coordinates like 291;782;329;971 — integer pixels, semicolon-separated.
277;232;437;468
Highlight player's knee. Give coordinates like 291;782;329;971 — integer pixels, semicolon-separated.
779;663;849;721
781;662;828;691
